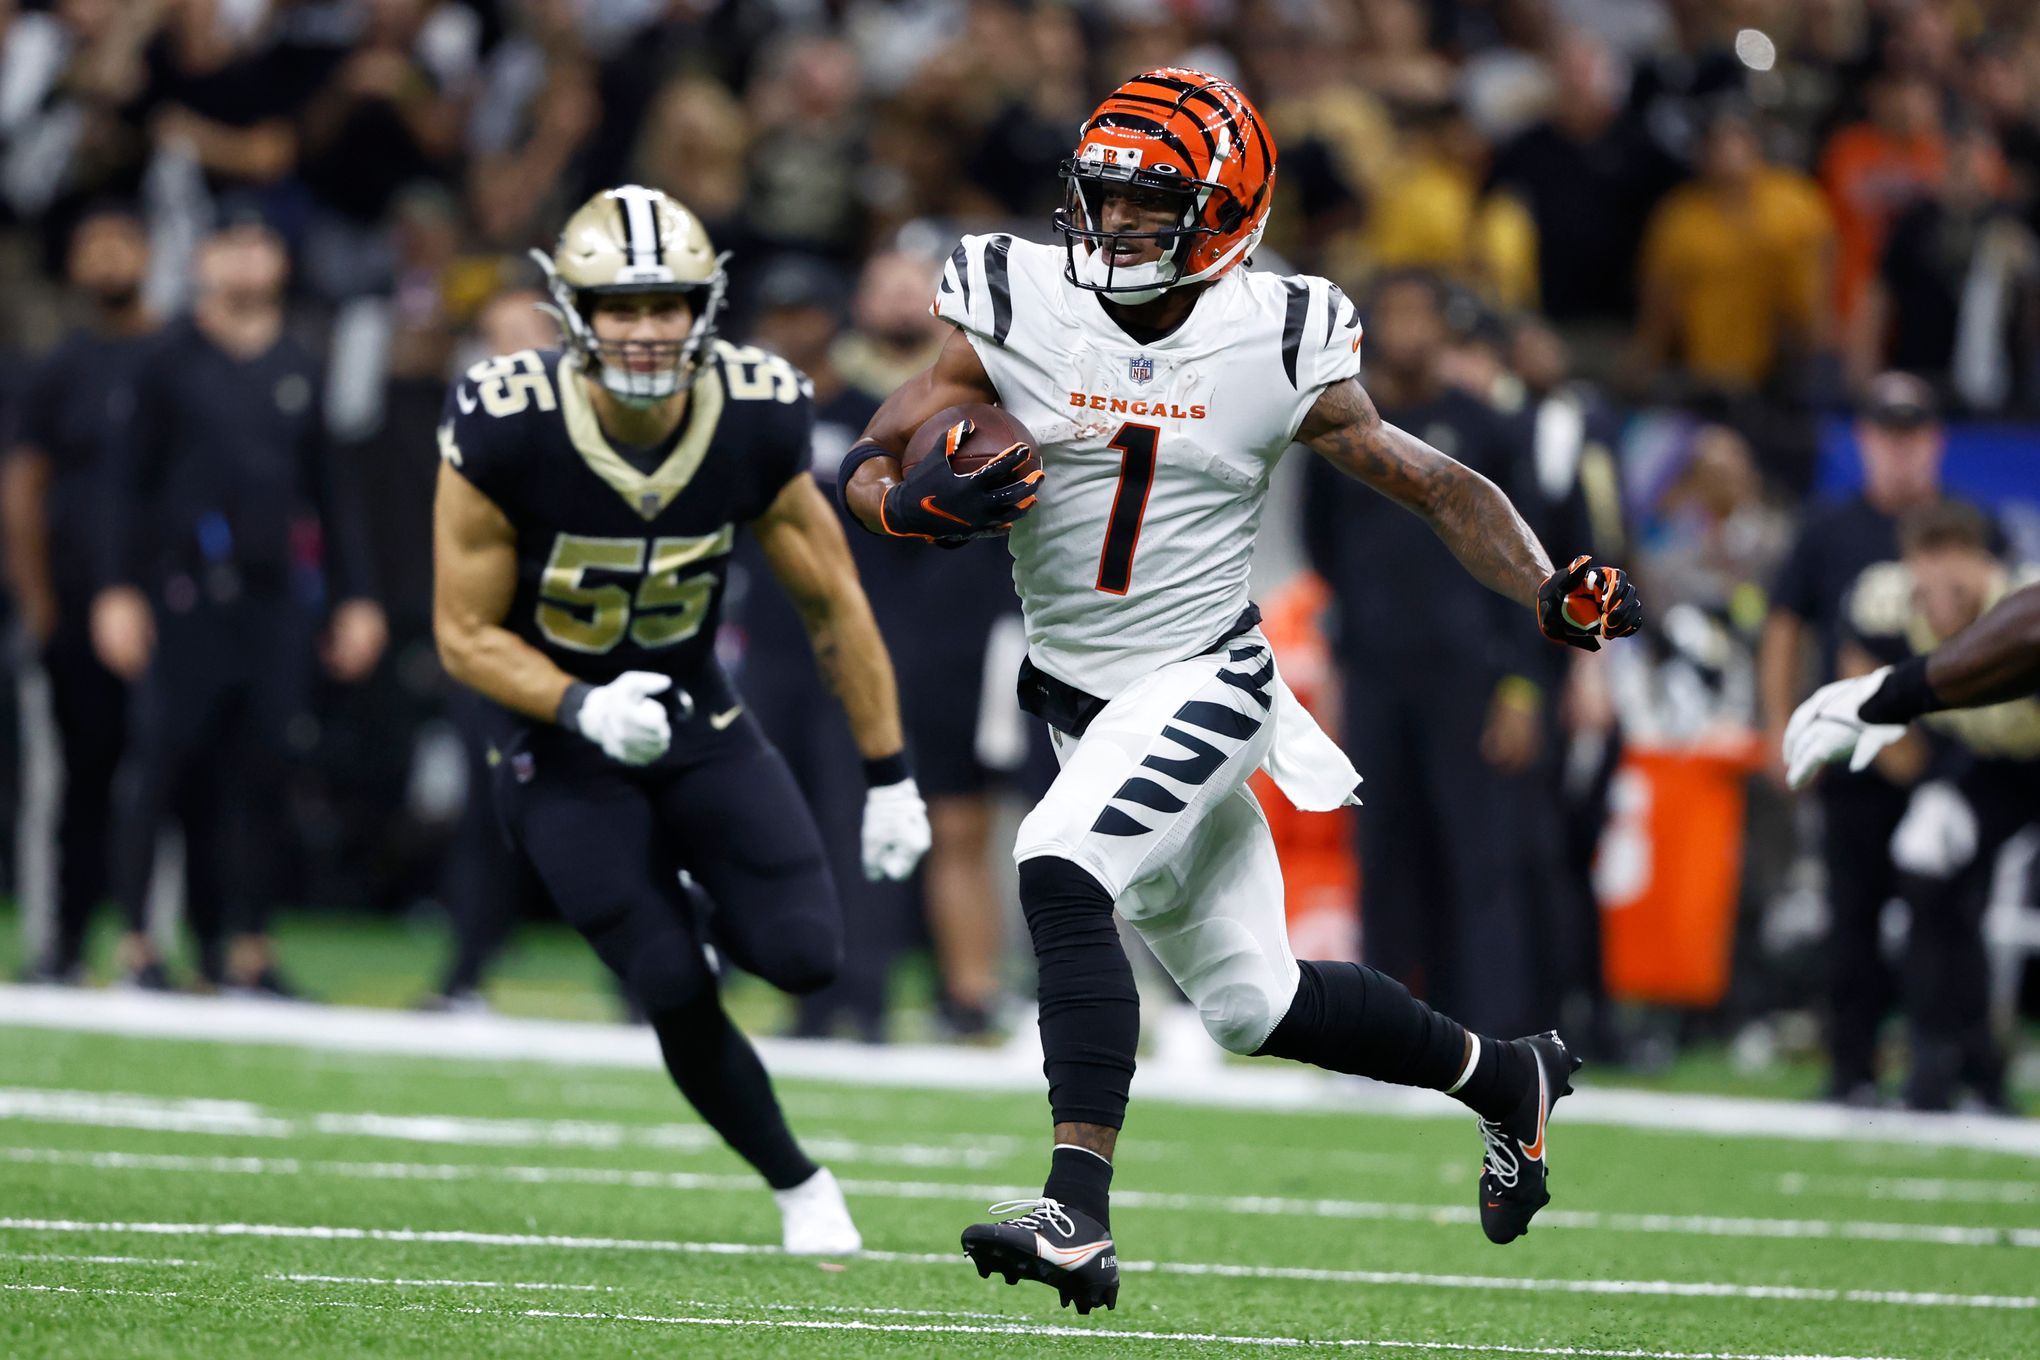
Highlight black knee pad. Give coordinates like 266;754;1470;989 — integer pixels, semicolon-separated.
766;932;842;997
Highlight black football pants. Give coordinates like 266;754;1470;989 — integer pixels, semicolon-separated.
111;593;311;981
39;585;129;971
491;714;841;1187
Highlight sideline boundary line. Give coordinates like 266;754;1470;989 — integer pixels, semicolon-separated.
4;986;2037;1156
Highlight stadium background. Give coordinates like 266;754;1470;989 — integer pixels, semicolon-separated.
2;0;2039;1106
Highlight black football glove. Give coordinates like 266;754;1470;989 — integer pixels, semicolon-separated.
1537;554;1643;652
878;418;1042;544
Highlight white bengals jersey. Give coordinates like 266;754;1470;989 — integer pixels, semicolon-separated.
934;233;1363;699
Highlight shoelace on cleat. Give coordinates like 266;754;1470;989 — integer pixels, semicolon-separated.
984;1197;1077;1238
1479;1121;1521;1189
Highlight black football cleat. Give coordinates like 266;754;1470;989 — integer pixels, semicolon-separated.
961;1198;1118;1314
1478;1030;1582;1245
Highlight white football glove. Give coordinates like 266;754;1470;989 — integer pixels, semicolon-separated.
861;777;931;881
573;671;673;765
1890;781;1979;879
1783;667;1908;790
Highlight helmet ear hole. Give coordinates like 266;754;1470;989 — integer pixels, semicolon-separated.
1217;199;1245;232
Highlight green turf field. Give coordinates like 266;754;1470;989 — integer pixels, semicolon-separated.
1;1023;2034;1358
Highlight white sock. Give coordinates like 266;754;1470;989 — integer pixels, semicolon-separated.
1446;1034;1481;1095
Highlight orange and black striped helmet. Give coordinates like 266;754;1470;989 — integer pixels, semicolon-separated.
1055;69;1277;301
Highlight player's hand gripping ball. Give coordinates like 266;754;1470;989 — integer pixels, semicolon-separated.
1537;555;1643;652
878;404;1043;544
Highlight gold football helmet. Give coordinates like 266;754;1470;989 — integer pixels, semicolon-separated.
532;185;729;404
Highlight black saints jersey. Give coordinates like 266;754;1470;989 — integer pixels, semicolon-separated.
438;342;813;722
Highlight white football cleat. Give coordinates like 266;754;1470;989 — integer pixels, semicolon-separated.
775;1167;861;1255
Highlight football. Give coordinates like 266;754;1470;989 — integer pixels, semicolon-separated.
902;402;1040;480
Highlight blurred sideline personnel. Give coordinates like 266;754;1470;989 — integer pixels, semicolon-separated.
1305;273;1546;1037
731;254;910;1042
3;207;161;984
1758;371;1950;1103
430;186;930;1252
1791;506;2038;1111
422;290;562;1012
843;248;1025;1038
92;223;388;994
841;70;1641;1309
738;250;1023;1040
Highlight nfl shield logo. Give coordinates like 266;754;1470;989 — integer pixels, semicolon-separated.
1128;354;1154;385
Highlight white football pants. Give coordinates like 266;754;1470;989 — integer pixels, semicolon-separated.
1013;631;1301;1054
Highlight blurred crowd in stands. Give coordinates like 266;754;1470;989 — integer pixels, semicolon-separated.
1;0;2036;1112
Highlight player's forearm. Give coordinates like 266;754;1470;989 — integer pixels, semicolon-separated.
1306;386;1550;610
436;620;576;725
0;451;53;608
1757;613;1804;732
1414;450;1552;613
1920;584;2040;710
843;458;901;536
803;590;906;759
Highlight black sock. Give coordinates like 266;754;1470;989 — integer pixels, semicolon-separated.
1452;1034;1536;1123
1043;1144;1114;1229
1255;960;1530;1121
1019;855;1138;1129
649;994;817;1190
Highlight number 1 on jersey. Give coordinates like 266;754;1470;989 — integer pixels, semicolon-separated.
1096;422;1158;595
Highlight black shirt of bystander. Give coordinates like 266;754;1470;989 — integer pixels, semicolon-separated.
17;329;163;601
97;317;372;609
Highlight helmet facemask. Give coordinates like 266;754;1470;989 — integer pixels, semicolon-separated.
1055;147;1256;305
532;246;731;407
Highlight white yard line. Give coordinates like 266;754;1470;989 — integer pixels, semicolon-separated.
0;1251;197;1266
5;986;2036;1156
1776;1172;2040;1205
4;1276;1911;1359
273;1272;612;1293
0;1215;2030;1311
6;1144;2036;1253
0;1086;1016;1169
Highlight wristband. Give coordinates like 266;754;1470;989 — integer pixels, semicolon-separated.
837;440;896;527
1859;654;1938;725
556;680;595;730
862;751;911;788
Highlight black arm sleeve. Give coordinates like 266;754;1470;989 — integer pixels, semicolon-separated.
96;353;169;591
304;382;375;604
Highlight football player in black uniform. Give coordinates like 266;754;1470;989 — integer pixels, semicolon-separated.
431;186;930;1253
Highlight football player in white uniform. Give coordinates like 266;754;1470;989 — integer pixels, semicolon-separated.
840;70;1643;1311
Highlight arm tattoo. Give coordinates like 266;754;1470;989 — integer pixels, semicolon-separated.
1300;379;1552;610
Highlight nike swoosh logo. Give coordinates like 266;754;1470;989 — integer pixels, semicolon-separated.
708;705;743;731
456;386;477;414
1034;1235;1112;1269
1522;1062;1550;1162
919;496;972;527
